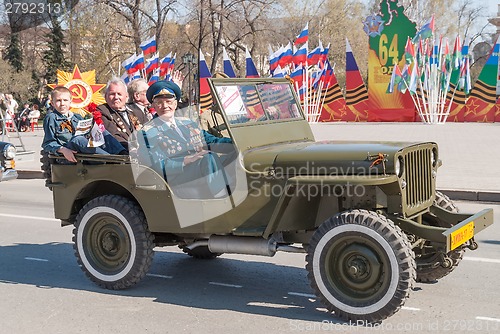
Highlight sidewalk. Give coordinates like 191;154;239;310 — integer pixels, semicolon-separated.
311;122;500;202
11;123;500;202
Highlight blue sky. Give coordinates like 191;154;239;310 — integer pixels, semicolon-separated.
485;1;498;16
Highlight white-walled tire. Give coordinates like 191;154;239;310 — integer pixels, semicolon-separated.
73;195;154;290
306;209;416;323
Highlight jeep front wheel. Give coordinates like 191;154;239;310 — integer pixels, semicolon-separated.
306;209;416;323
73;195;154;290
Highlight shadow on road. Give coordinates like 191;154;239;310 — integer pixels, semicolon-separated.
482;240;500;246
0;242;336;322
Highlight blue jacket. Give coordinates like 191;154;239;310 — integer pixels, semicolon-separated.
140;117;232;175
41;111;83;154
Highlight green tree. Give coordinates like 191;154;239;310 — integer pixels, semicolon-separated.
3;33;24;72
0;58;34;104
43;17;71;83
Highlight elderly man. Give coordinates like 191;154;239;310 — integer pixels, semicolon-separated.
138;80;235;198
127;78;152;122
98;77;147;150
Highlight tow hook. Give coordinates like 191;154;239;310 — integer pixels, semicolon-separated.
467;237;478;251
439;253;453;268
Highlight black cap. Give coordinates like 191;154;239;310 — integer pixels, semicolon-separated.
146;80;182;103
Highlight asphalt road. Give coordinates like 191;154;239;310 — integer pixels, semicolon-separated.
1;179;499;334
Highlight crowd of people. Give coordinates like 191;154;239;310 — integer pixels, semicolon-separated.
0;93;41;133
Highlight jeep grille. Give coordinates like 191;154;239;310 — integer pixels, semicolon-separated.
403;146;435;217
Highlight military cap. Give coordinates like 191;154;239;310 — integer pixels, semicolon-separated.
146;80;182;103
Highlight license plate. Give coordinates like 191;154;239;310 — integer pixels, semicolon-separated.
450;221;474;250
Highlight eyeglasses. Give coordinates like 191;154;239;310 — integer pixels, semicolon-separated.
153;99;177;107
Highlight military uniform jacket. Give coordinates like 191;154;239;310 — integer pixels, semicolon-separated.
98;103;145;149
140;117;232;176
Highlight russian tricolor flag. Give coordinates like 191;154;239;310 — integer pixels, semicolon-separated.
148;68;160;85
319;42;330;67
294;22;308;46
127;53;145;74
165;53;176;80
160;52;172;77
290;63;304;86
271;65;285;78
121;71;130;84
293;42;307;66
131;53;145;73
307;45;322;65
245;47;260;78
140;36;157;56
269;46;281;74
278;42;293;67
121;53;136;73
222;47;236;78
131;71;142;80
145;53;159;74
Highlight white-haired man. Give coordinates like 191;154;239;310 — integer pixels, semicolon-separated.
127;78;152;122
98;77;146;150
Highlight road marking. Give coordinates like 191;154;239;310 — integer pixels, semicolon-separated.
0;213;58;222
402;306;421;311
247;302;303;309
476;316;500;322
463;257;500;264
25;257;49;262
209;282;242;288
288;292;316;299
146;273;172;279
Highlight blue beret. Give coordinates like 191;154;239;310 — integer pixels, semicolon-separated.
146;80;181;103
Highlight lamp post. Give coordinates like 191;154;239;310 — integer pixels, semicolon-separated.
182;52;196;119
182;52;195;105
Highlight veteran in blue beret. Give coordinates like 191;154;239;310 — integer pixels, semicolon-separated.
146;80;182;103
139;80;235;199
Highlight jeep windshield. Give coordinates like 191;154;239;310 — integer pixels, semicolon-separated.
209;78;304;125
209;78;315;150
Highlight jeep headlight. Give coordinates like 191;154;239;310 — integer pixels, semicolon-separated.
395;156;404;177
3;144;16;160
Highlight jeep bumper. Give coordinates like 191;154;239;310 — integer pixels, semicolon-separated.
389;207;494;253
441;208;493;252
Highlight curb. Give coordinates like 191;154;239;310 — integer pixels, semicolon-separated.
14;170;500;203
440;189;500;203
17;170;44;180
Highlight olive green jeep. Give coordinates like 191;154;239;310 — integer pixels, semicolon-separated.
45;78;493;323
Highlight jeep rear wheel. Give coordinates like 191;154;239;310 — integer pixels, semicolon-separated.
306;209;416;323
73;195;154;290
416;191;465;283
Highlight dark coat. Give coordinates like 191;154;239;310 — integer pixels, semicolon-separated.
98;103;146;150
126;102;151;123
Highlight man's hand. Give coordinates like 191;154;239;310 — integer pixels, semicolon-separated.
171;70;185;89
57;146;78;163
183;150;209;166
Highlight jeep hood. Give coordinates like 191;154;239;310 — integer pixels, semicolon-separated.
243;140;420;175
